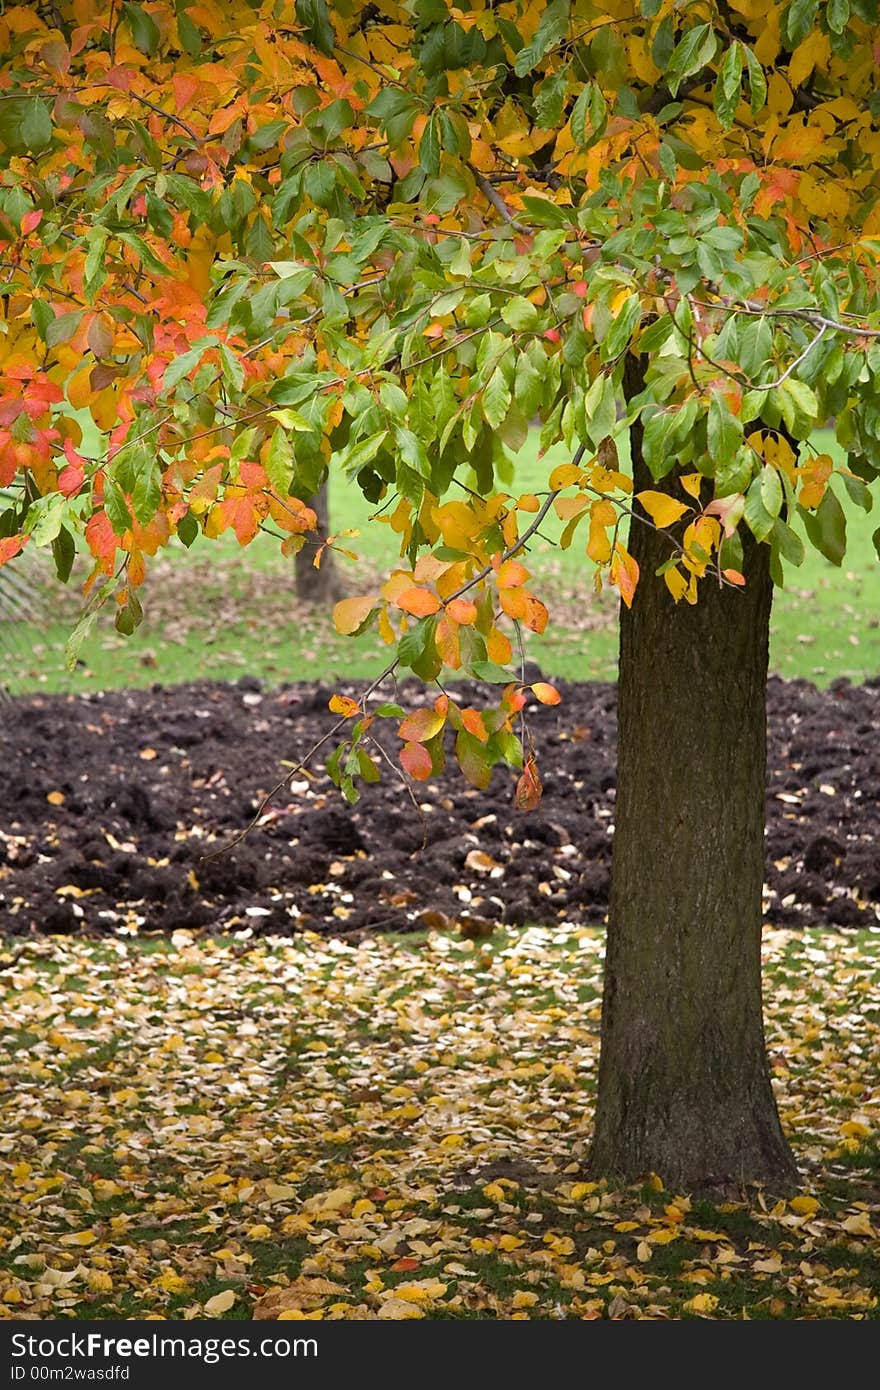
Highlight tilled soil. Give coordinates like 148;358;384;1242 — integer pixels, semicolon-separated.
1;675;878;938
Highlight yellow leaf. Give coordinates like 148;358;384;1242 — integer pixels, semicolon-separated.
156;1271;189;1294
841;1212;874;1237
679;473;702;500
499;1234;524;1250
377;1297;425;1320
204;1289;236;1316
637;490;689;528
684;1293;719;1315
333;595;376;634
46;790;65;806
59;1230;96;1247
790;1196;820;1216
753;1254;783;1273
647;1228;679;1245
840;1120;870;1138
548;462;583;490
512;1290;539;1307
664;566;689;603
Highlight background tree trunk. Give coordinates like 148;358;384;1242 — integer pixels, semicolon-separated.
295;480;342;604
589;376;799;1192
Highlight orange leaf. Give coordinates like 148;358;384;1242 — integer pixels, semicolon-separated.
499;586;528;620
400;742;433;780
399;707;446;743
522;594;549;634
333;595;376;635
329;695;360;717
445;597;478;625
723;568;746;586
461;708;489;743
487;627;512;664
610;543;640;609
396;587;441;617
496;558;529;589
531;682;561;706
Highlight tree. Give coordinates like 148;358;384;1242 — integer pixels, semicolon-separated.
4;0;880;1188
294;478;342;603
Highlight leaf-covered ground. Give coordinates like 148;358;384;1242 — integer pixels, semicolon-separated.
1;926;878;1321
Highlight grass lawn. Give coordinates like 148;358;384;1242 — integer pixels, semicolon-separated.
1;924;878;1321
5;433;879;695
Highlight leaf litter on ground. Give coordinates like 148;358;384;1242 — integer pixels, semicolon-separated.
0;925;878;1320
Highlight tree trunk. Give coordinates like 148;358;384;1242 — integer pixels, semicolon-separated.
294;480;342;604
589;376;799;1192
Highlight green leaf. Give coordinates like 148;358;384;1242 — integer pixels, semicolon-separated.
601;295;641;361
759;463;783;519
501;297;539;331
840;471;873;511
534;70;568;129
51;526;76;583
713;42;743;129
664;24;718;96
482;368;512;430
65;579;116;671
177;511;199;548
514;0;570;75
771;518;805;566
163;342;209;391
744;473;776;541
398;615;440;679
104;478;134;537
122;3;160;56
265;428;294;495
456;729;492;790
0;97;52;154
742;46;767;114
131;463;162;525
470;660;514;684
339;430;389;475
801;487;847;565
295;0;335;54
707;392;743;466
826;0;851;30
395;426;431;479
25;494;66;547
785;0;819;47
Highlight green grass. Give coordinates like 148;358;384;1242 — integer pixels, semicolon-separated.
7;431;880;694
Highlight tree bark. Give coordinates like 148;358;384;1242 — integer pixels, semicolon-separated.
294;480;343;604
589;370;799;1192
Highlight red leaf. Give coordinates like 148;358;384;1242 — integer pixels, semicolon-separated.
515;755;543;811
401;741;432;780
0;534;27;569
21;210;43;234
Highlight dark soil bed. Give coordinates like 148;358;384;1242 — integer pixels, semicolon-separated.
1;675;878;938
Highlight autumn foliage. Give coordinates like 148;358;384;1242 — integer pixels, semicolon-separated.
4;0;880;799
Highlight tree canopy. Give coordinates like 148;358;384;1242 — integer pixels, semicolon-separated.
4;0;880;799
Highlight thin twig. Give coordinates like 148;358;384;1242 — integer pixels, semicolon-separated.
471;169;531;234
